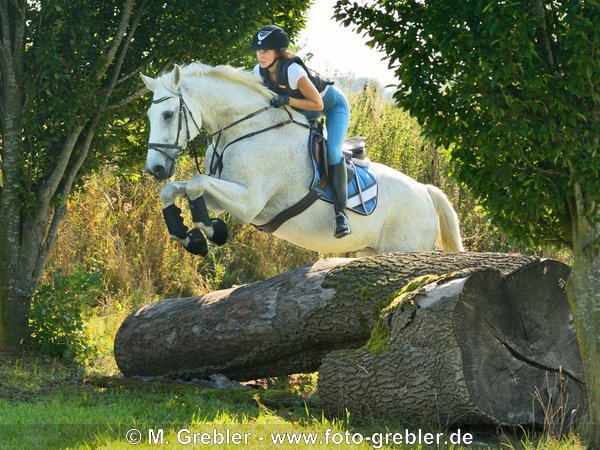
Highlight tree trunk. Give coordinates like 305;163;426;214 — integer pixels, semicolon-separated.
0;38;28;350
0;281;31;349
318;259;586;427
567;201;600;447
115;252;538;380
0;1;138;352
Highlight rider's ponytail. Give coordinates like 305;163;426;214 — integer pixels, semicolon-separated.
280;49;296;60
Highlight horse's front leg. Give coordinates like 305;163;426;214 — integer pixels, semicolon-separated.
160;181;188;207
160;181;208;256
186;174;265;225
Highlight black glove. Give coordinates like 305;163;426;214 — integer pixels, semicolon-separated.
270;94;290;108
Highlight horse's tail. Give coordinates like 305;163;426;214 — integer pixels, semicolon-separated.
425;184;464;252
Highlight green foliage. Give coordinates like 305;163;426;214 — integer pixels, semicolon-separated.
334;0;600;249
28;265;103;364
0;0;312;349
349;82;439;177
47;163;316;310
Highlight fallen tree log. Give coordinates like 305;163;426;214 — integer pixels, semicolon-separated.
318;259;586;426
115;252;539;380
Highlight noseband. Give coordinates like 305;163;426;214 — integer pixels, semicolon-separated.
147;90;202;167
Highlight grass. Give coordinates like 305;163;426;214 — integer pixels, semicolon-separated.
0;350;587;449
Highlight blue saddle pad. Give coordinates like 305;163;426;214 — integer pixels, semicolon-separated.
310;151;378;216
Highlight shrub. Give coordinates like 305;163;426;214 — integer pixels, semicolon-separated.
28;264;103;364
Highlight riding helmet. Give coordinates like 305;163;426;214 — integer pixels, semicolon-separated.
251;25;289;50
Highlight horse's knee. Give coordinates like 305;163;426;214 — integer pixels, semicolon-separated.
185;174;207;200
160;182;187;207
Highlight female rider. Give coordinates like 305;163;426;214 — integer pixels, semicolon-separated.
251;24;351;239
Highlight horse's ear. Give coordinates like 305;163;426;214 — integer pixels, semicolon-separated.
140;73;157;92
170;64;182;90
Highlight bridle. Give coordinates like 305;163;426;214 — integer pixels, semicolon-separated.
147;88;311;177
147;89;202;168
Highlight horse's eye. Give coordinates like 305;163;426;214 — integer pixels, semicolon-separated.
163;111;174;120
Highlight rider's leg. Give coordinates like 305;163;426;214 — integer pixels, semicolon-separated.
324;86;351;238
329;160;351;238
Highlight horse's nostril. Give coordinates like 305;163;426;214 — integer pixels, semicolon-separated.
153;165;166;179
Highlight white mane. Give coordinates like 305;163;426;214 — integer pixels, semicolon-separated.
172;62;273;99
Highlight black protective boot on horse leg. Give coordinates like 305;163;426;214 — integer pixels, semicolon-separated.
162;203;208;256
329;161;351;238
187;195;228;246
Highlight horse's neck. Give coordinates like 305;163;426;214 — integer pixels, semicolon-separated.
185;77;269;136
185;75;313;204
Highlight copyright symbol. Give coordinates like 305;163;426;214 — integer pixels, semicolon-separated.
126;429;143;444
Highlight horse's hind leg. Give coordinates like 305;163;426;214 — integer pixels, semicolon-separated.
374;218;437;253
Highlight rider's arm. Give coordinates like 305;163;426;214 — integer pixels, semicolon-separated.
289;76;324;111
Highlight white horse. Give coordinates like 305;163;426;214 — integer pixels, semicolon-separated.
141;63;463;256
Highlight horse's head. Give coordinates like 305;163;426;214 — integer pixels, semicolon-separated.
141;65;203;180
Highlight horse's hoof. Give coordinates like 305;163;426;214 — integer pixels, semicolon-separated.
185;228;208;256
209;218;228;246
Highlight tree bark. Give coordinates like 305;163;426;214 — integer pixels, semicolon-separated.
318;259;586;427
0;2;28;348
115;252;538;380
567;194;600;447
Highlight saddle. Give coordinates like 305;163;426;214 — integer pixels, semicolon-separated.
253;124;378;234
310;123;367;187
309;123;377;216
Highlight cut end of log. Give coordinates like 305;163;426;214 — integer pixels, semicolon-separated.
454;261;586;425
319;259;587;427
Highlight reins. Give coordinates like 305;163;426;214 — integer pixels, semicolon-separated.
148;88;311;178
207;106;310;177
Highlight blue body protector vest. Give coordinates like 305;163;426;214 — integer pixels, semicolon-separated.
259;56;333;99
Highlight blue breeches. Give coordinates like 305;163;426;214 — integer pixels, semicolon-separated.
301;85;350;165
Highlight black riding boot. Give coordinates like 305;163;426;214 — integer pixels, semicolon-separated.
329;161;351;238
